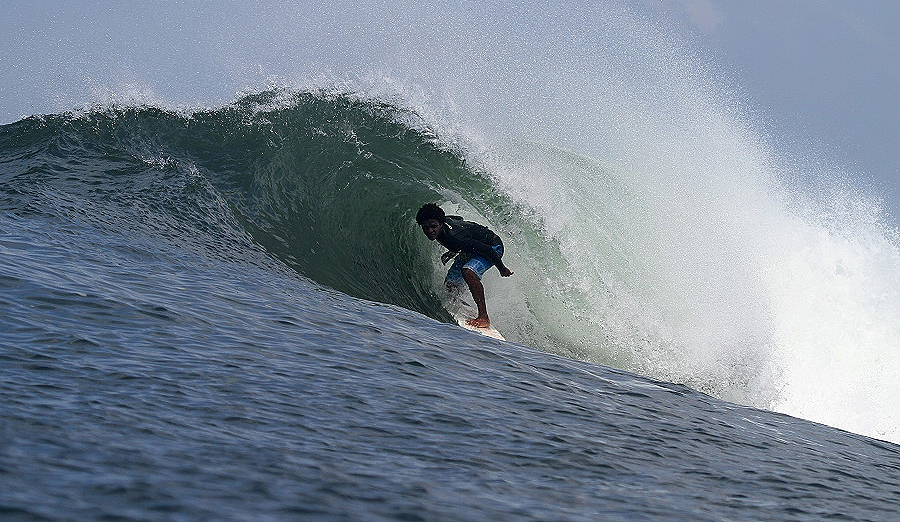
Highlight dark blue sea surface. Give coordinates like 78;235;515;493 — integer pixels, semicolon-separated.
1;94;898;521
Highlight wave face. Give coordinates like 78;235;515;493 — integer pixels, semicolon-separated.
1;92;475;317
2;88;898;444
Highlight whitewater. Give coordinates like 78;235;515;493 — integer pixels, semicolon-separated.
2;1;898;521
298;3;900;443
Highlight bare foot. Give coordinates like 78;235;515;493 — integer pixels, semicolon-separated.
466;316;491;328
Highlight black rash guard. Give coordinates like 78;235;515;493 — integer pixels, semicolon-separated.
437;216;507;270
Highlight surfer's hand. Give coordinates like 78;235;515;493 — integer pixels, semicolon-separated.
498;267;513;277
441;251;456;265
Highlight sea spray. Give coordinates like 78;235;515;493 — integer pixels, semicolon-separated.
357;3;900;443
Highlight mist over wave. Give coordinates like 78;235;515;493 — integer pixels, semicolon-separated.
11;1;899;443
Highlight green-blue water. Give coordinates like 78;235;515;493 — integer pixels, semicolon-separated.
1;91;898;521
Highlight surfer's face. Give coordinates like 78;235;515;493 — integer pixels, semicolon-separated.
420;219;443;240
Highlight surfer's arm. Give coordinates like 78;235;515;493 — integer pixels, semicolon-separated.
456;238;511;274
440;251;457;265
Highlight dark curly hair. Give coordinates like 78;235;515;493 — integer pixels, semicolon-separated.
415;203;445;225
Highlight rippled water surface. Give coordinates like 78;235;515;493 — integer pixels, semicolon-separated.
2;99;898;521
2;214;898;522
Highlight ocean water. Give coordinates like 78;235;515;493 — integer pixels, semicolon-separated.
1;91;898;522
3;1;900;520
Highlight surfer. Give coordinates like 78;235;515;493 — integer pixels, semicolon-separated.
415;203;513;329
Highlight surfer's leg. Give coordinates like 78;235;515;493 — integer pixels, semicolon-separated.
456;249;502;328
462;268;490;328
444;257;466;294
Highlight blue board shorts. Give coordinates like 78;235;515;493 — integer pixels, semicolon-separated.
445;244;504;287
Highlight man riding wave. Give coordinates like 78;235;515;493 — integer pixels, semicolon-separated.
416;203;513;329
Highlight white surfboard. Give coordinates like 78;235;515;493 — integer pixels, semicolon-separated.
450;298;505;340
455;316;506;340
